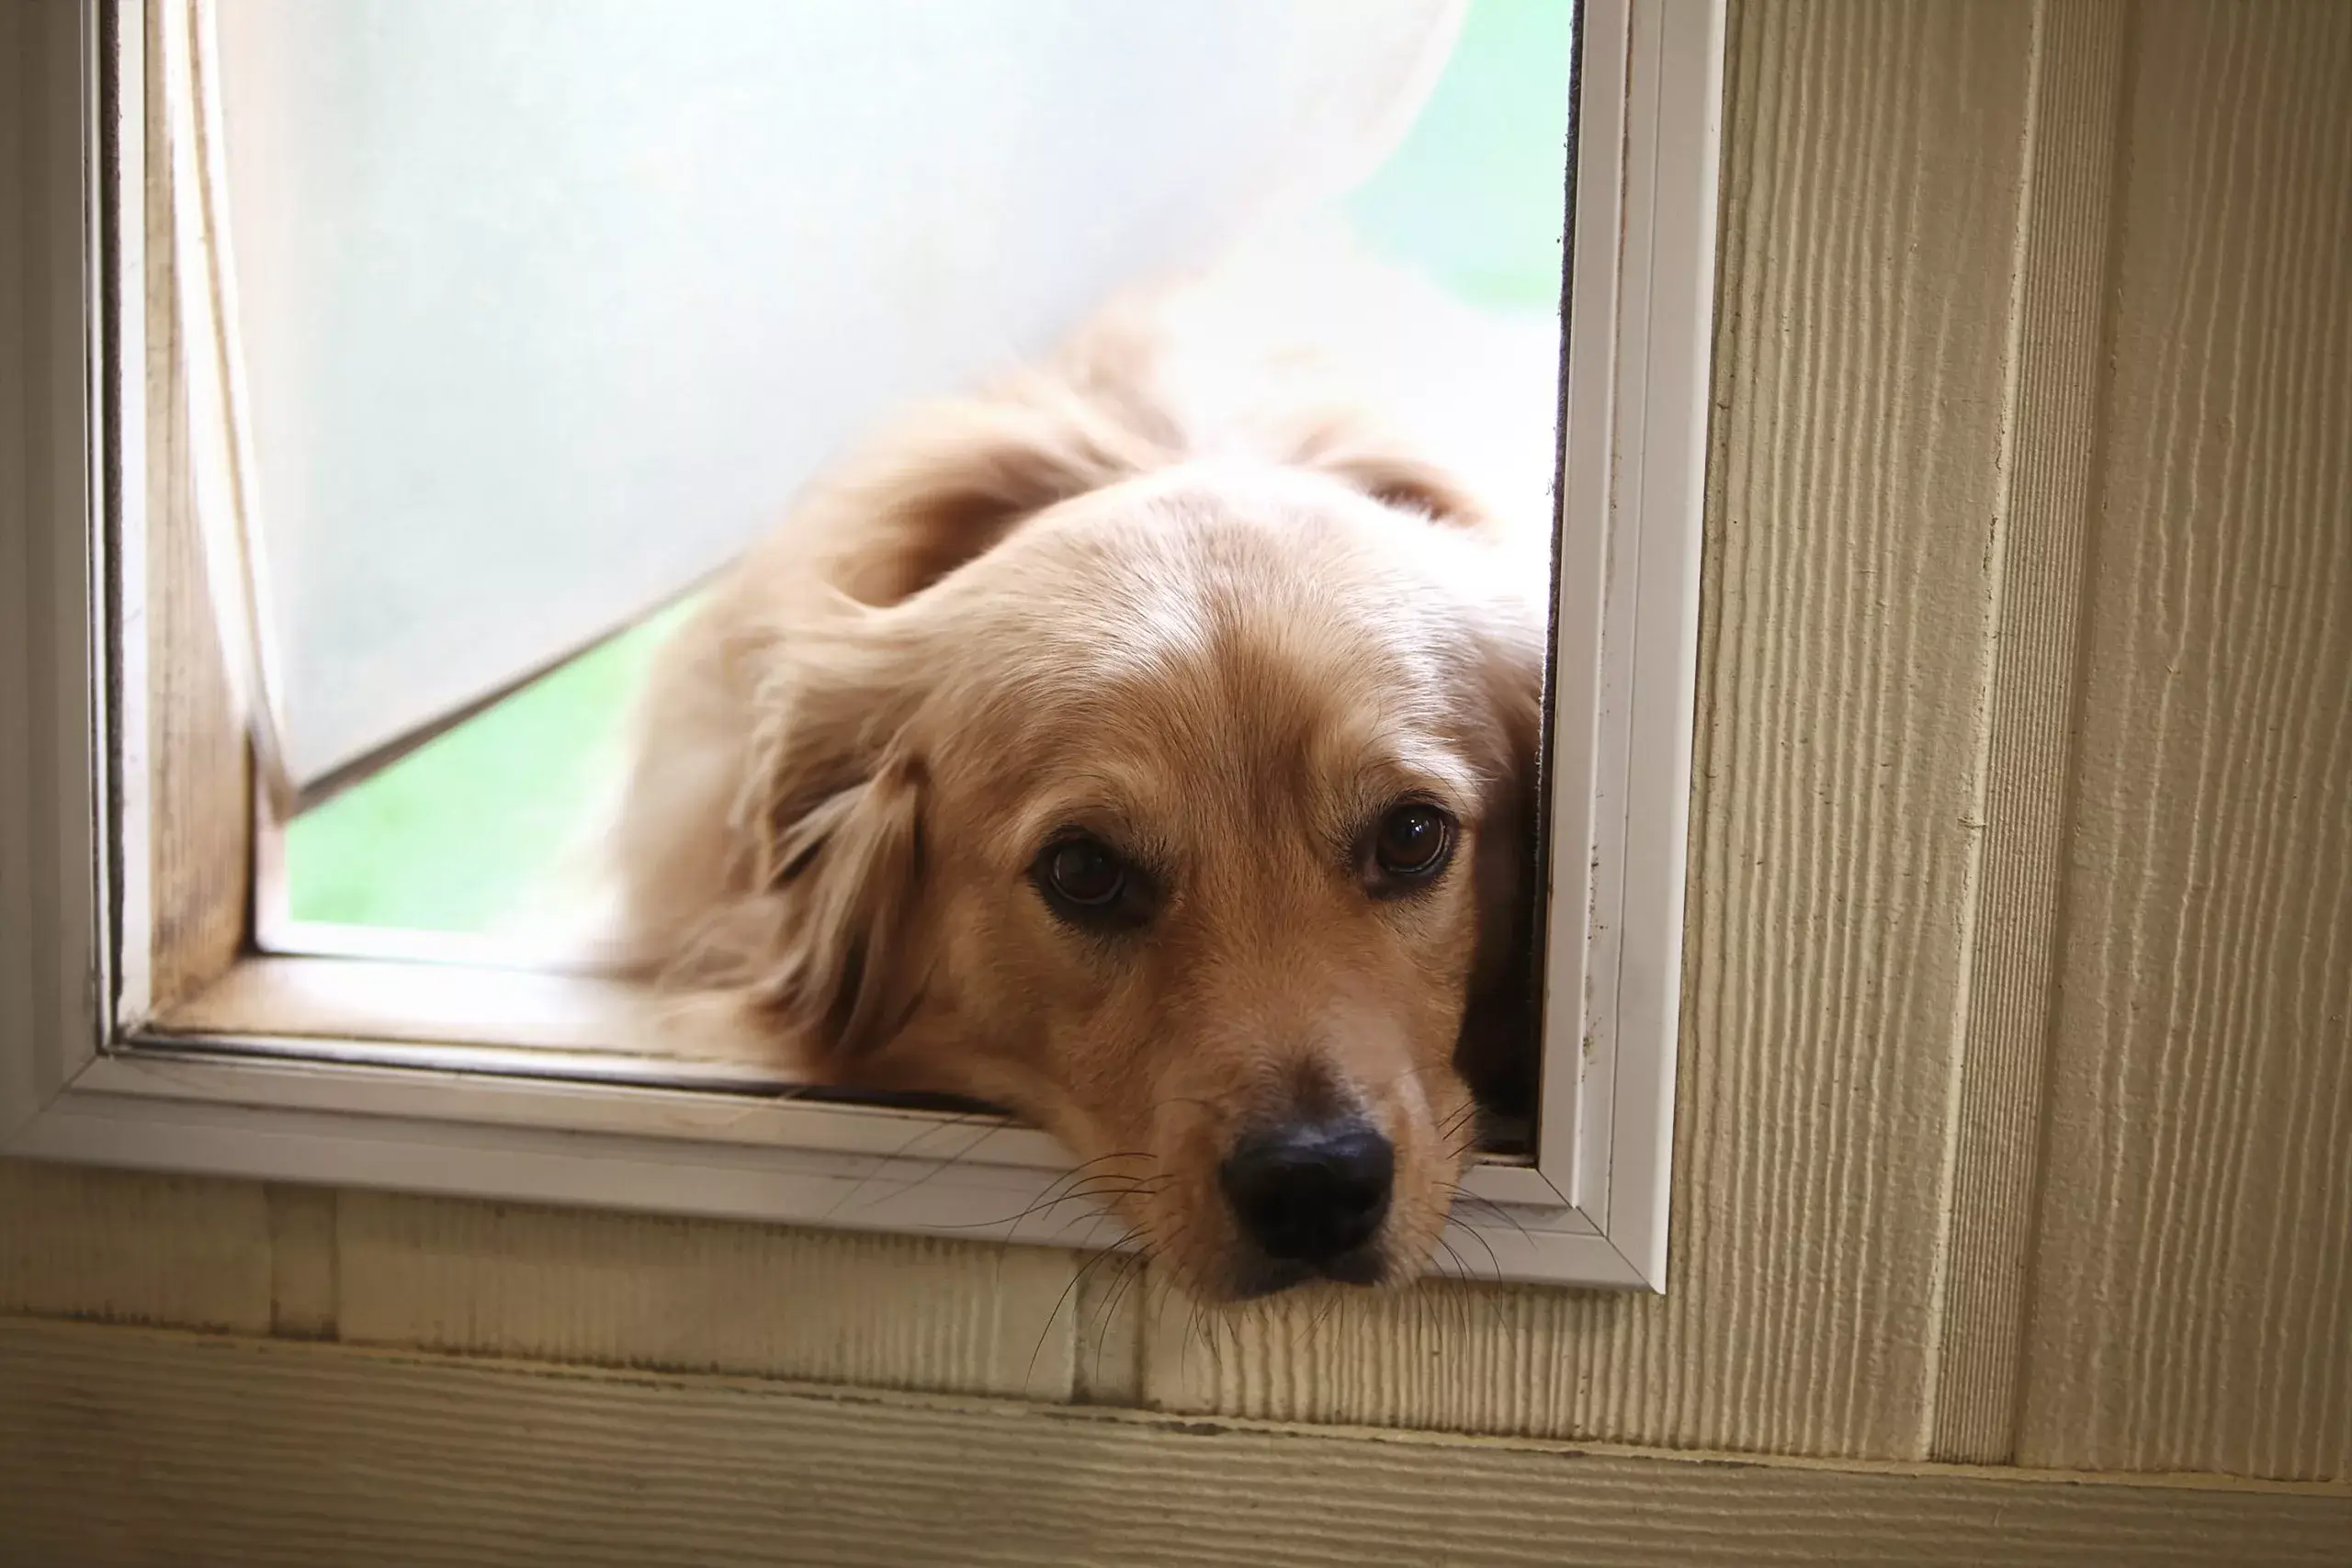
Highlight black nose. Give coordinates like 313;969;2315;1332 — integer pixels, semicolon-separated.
1218;1118;1394;1263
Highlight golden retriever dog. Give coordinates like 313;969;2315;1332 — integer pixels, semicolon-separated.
609;238;1555;1302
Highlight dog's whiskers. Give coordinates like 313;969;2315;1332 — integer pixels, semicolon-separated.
934;1154;1165;1235
1088;1249;1153;1391
827;1108;1008;1221
1029;1229;1143;1395
1439;1180;1536;1250
937;1176;1168;1236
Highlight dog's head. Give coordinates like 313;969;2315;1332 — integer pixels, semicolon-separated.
704;442;1544;1302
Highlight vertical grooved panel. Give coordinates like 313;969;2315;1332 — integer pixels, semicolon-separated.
1928;0;2131;1465
264;1183;338;1339
0;1159;273;1332
335;1192;1089;1402
2018;0;2352;1481
1141;0;2041;1458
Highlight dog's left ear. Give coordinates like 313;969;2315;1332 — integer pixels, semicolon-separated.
1317;449;1488;528
1280;415;1491;529
1453;616;1548;1120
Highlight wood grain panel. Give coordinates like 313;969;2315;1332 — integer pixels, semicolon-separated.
2018;0;2352;1482
1927;0;2131;1465
335;1191;1090;1401
0;1158;273;1332
1142;0;2040;1459
3;1320;2346;1568
141;0;250;1015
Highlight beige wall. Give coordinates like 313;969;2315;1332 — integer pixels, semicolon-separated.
5;1;2348;1561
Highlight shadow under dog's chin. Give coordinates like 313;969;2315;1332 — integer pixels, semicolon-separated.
1220;1243;1389;1303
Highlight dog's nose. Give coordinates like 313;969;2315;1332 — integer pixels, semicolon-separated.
1218;1118;1394;1263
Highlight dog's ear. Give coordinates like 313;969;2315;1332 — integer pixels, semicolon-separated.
1452;614;1548;1120
713;630;933;1066
754;746;928;1061
1279;413;1490;529
817;385;1170;606
1453;792;1540;1121
1317;450;1487;528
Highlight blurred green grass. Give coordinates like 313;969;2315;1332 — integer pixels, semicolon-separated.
1347;0;1577;312
286;604;690;931
286;0;1576;932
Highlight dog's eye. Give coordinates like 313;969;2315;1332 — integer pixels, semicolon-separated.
1034;834;1134;918
1372;803;1453;881
1033;832;1161;935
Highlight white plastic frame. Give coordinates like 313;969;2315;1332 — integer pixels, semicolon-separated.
0;0;1724;1291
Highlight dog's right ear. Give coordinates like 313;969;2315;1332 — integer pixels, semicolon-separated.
752;741;929;1062
722;638;933;1066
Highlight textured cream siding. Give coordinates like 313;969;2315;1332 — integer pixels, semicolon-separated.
5;0;2351;1554
1144;0;2045;1457
2013;0;2352;1482
1929;0;2134;1467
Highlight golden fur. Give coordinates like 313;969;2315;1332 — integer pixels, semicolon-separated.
609;250;1551;1302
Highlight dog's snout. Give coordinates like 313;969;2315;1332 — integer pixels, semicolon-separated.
1218;1117;1394;1263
